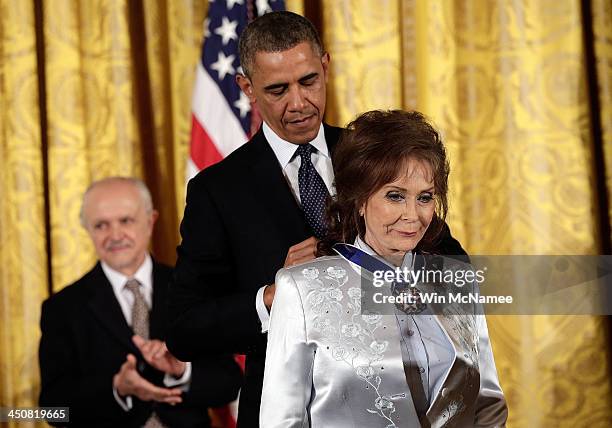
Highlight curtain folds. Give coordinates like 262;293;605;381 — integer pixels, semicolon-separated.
322;0;402;127
0;1;48;420
41;0;205;291
0;1;610;427
592;0;612;246
1;1;205;426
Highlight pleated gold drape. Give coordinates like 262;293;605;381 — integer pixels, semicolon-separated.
594;0;612;243
43;0;206;291
0;2;48;421
1;1;611;427
1;1;205;426
323;0;612;426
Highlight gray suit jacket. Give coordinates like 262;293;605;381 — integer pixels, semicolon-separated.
260;256;507;427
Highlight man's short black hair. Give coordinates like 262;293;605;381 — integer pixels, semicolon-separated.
238;11;323;77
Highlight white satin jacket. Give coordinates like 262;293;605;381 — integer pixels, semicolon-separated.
260;255;507;427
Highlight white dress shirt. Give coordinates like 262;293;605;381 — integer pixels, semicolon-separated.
102;255;154;326
102;254;192;411
256;122;334;332
262;122;335;202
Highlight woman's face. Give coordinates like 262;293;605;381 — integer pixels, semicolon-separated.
361;159;436;266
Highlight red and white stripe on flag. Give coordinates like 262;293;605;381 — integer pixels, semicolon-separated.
187;1;285;427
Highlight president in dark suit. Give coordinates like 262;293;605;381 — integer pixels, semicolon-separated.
39;177;241;427
166;12;466;427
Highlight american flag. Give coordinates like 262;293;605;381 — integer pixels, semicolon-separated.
187;0;285;180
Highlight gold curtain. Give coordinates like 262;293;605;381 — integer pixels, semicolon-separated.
2;0;612;427
323;0;612;426
0;1;205;426
0;1;48;422
322;0;402;126
594;0;612;246
43;0;205;291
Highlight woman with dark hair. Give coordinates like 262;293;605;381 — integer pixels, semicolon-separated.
260;110;507;427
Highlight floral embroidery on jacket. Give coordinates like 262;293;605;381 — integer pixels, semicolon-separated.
301;264;401;427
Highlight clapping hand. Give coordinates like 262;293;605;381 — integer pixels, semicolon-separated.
132;335;187;378
113;354;183;404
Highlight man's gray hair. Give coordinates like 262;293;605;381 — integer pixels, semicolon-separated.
238;11;323;78
80;177;153;227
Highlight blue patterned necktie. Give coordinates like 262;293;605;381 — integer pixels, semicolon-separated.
296;144;330;239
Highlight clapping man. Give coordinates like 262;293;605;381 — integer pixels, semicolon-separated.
39;177;241;427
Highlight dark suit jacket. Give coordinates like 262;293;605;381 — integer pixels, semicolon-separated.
39;260;242;428
166;124;466;427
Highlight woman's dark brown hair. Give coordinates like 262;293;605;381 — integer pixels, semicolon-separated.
319;110;450;255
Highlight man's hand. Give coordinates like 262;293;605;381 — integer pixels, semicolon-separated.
132;336;186;378
264;237;319;310
113;354;183;404
284;237;318;268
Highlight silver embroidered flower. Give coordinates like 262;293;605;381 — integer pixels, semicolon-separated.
326;266;346;279
322;326;338;337
308;292;325;306
313;318;337;337
361;311;382;324
312;318;331;331
341;323;363;337
332;346;348;360
302;267;319;280
356;365;375;380
347;287;362;300
313;300;342;315
374;396;394;411
369;340;388;354
328;288;343;301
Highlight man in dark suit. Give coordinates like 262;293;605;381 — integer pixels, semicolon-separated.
166;11;466;427
39;177;242;427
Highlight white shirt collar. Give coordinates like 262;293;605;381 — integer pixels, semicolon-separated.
101;254;153;304
262;122;329;169
354;235;376;256
354;236;414;269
